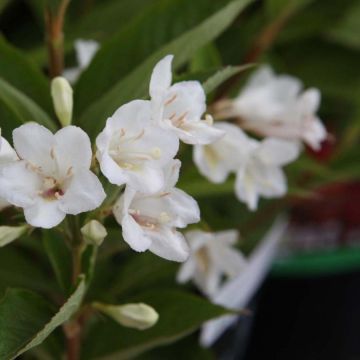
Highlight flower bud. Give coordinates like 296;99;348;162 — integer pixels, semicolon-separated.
93;302;159;330
0;225;28;247
81;220;107;246
51;77;73;127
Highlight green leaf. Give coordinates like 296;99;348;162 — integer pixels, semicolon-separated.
43;231;72;294
109;252;177;298
202;64;254;94
75;0;231;115
326;1;360;50
0;77;56;138
0;37;52;113
0;277;86;359
0;244;56;297
189;43;222;73
76;0;255;138
82;290;230;359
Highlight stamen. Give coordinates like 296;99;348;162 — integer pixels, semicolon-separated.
205;114;214;125
164;94;177;106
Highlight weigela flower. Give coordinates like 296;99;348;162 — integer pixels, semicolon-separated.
63;39;99;83
0;123;106;228
214;66;327;150
194;122;300;211
200;218;287;347
149;55;224;145
234;137;300;211
177;230;246;297
96;100;179;194
0;134;18;210
193;122;249;183
113;160;200;262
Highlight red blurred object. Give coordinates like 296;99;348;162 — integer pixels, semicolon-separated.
289;182;360;251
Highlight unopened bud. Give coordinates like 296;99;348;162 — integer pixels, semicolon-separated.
93;302;159;330
51;77;73;127
81;220;107;246
0;225;28;247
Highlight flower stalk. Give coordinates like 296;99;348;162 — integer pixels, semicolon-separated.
45;0;71;78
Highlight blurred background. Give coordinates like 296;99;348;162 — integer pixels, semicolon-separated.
0;0;359;359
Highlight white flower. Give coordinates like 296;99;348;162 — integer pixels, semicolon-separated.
177;229;246;297
63;39;99;83
149;55;224;145
234;137;300;211
214;66;327;150
200;218;287;347
113;160;200;262
193;122;249;183
0;134;18;210
194;123;299;211
96;100;179;194
0;123;106;229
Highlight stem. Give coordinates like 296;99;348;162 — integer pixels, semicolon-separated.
214;5;295;101
65;217;84;360
45;0;71;78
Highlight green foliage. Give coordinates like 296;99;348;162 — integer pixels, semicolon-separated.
82;290;230;359
76;0;255;138
0;276;85;359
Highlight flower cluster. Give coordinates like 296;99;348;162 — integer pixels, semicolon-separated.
0;55;224;262
193;65;327;211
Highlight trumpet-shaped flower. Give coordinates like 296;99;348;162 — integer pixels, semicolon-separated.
0;123;106;228
235;137;300;211
63;39;99;83
0;135;18;210
214;66;326;150
113;160;200;262
177;230;246;297
194;123;299;211
200;218;287;347
149;55;224;145
193;122;251;183
96;100;179;194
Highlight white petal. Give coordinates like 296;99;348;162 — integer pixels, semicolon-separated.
13;123;54;170
0;137;18;164
215;229;239;246
109;100;152;130
126;164;165;194
211;245;246;278
0;161;41;207
148;228;189;262
177;257;197;283
163;159;181;189
96;151;129;186
163;81;206;121
149;55;173;99
172;120;225;145
255;138;300;166
303;117;327;150
24;199;66;228
193;145;231;184
121;214;152;252
300;88;321;114
234;165;259;211
59;169;105;214
257;166;287;199
168;188;200;228
75;39;99;69
54;126;92;174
